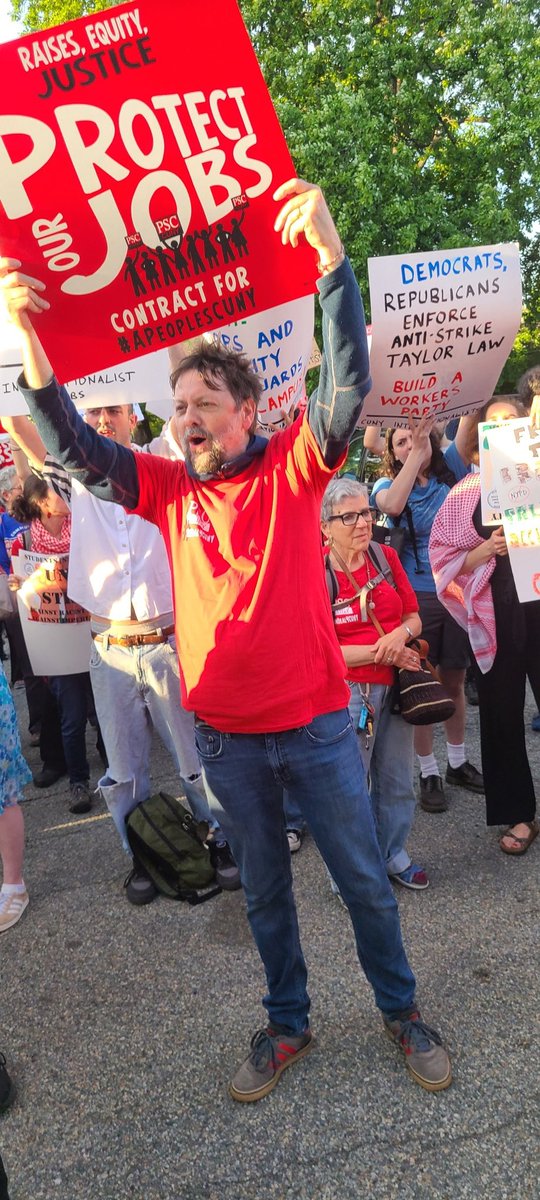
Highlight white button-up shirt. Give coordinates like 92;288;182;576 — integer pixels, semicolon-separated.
44;450;174;622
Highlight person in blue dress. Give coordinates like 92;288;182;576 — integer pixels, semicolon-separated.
0;657;30;933
371;414;483;813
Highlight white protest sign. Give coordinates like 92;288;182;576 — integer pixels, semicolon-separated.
361;244;522;427
479;422;503;525
204;295;314;432
486;418;540;603
13;549;92;674
0;317;171;415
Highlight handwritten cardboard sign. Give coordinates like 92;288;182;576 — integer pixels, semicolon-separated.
479;420;504;526
13;549;92;673
361;244;522;426
204;294;314;431
486;418;540;603
0;0;317;384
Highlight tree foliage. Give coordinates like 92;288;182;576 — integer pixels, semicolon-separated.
9;0;540;383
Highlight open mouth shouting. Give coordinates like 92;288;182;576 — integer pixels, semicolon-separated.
185;429;209;454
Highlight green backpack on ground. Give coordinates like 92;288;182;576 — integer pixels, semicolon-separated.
126;792;220;904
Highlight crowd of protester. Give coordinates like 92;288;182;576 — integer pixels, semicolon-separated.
0;179;538;1158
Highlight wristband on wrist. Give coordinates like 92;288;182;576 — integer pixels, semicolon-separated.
404;624;414;639
317;244;345;274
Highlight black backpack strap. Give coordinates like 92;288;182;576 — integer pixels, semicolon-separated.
403;504;424;575
325;556;339;612
366;542;395;588
393;505;424;575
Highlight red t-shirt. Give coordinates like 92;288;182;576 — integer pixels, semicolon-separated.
332;546;419;685
128;417;350;732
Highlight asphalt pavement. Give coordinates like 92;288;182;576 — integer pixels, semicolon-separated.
1;679;539;1200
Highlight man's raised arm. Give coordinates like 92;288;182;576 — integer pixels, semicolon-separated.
273;180;371;466
0;257;140;509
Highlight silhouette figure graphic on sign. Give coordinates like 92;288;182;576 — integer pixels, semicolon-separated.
140;251;161;290
197;226;220;270
215;223;235;265
154;245;177;286
230;212;249;258
186;234;206;275
170;239;190;280
123;253;146;297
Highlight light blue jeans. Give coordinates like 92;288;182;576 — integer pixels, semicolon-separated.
195;709;416;1029
89;636;217;849
348;682;416;876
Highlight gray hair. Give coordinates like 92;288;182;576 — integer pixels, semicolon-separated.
0;466;18;498
321;477;369;523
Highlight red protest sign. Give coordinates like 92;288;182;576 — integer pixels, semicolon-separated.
0;0;318;383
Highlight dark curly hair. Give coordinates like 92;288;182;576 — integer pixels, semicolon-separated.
516;365;540;412
10;474;49;523
381;427;457;487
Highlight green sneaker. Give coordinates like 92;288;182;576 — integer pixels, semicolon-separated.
383;1008;452;1091
229;1026;313;1102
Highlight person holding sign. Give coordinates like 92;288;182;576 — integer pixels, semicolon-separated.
10;474;95;814
429;397;539;856
0;179;452;1100
371;416;483;813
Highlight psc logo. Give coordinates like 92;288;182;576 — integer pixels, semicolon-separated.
533;574;540;597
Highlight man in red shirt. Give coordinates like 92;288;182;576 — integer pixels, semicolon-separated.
1;178;451;1100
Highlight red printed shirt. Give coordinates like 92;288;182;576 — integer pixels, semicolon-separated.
129;417;350;732
332;546;419;685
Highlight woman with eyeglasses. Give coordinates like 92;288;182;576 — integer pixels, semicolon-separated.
370;415;482;814
320;476;427;889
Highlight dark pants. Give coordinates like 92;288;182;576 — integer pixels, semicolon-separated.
472;598;540;826
3;612;45;730
49;673;91;785
4;612;65;769
38;686;66;773
0;1152;9;1200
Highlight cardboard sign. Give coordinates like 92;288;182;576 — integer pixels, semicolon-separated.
204;294;314;431
13;549;92;673
0;0;317;384
486;419;540;603
361;244;522;426
0;316;171;414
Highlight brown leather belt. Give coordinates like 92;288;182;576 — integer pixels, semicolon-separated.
91;625;175;647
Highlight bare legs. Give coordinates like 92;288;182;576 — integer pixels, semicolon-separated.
0;806;25;885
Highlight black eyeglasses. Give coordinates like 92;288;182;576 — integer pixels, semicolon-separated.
327;510;373;526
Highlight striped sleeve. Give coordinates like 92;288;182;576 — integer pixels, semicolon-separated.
41;454;73;508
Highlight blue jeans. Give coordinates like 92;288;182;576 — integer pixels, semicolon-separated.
348;683;416;876
283;789;306;833
49;673;90;785
195;709;416;1031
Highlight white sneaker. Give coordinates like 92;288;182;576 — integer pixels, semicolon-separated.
286;829;302;854
0;890;29;932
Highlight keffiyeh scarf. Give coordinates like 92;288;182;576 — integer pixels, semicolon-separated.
429;474;497;674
